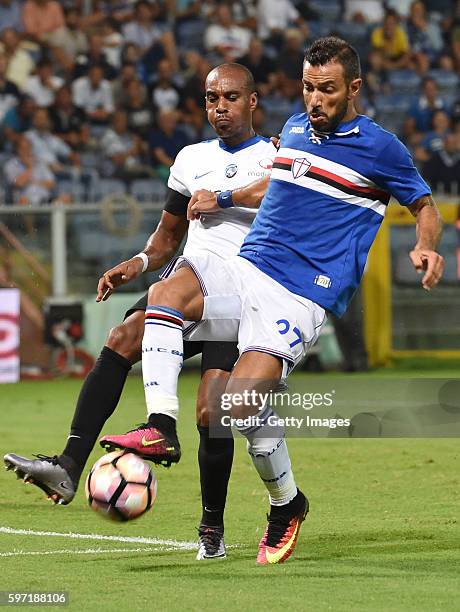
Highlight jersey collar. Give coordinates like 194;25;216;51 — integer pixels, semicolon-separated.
218;134;268;153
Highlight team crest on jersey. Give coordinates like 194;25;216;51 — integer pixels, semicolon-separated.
225;163;238;178
292;157;311;179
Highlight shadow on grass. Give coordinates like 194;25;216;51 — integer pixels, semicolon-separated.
126;528;460;576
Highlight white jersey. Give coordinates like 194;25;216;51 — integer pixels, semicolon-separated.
168;135;275;259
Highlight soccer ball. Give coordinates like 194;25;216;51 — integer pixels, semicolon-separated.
85;451;157;521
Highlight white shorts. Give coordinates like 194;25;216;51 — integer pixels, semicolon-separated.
173;253;327;374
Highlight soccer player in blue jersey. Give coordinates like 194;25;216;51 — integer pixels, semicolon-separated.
104;38;445;564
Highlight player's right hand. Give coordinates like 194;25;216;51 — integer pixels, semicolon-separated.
96;257;144;302
187;189;219;220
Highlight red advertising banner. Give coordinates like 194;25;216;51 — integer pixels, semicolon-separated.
0;289;20;383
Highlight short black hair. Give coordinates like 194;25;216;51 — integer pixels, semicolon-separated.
304;37;361;84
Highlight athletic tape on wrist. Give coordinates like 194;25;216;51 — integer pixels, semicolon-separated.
134;252;149;273
217;190;235;209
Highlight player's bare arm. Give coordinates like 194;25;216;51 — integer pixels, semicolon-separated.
96;211;188;301
187;175;270;220
407;194;444;290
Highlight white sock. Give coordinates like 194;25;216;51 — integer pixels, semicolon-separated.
238;404;298;506
142;305;184;421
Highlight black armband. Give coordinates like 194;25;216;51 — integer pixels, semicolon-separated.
164;187;190;216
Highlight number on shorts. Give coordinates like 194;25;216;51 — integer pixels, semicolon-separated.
276;319;302;348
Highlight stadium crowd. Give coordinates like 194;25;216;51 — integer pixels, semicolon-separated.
1;0;460;205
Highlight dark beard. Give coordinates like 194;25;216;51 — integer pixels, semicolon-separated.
311;97;349;134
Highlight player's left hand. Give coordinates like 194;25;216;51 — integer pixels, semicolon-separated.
187;189;219;220
409;248;444;290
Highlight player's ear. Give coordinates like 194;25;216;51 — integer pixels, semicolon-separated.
249;91;258;111
348;78;362;100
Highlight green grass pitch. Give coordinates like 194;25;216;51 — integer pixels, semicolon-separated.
1;372;459;611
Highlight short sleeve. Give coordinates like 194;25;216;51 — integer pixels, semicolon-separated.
372;135;431;206
167;147;191;197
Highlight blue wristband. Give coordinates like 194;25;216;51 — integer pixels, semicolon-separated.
217;190;235;209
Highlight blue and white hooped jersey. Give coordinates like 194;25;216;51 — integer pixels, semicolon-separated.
239;113;431;317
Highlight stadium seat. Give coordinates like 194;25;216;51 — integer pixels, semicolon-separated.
89;178;127;202
80;151;102;173
388;70;421;95
427;70;459;94
310;0;342;21
56;179;87;203
130;179;167;203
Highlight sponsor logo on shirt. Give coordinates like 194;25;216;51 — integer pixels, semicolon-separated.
258;158;273;169
289;126;305;134
314;275;332;289
225;163;238;178
292;157;311;179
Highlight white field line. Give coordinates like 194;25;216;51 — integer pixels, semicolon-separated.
0;547;175;557
0;526;196;550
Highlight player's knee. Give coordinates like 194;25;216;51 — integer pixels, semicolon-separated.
106;317;143;364
149;279;187;313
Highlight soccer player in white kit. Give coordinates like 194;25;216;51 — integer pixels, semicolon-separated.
107;38;444;564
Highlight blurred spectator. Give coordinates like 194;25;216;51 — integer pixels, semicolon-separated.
229;0;257;31
0;28;34;88
256;0;306;50
101;18;124;69
23;59;64;107
371;9;411;69
122;0;178;73
49;84;89;151
74;34;117;80
204;3;251;62
4;136;56;205
49;7;88;73
22;0;65;44
363;49;388;104
25;108;81;175
100;109;153;180
240;37;277;97
407;1;443;65
278;29;306;81
423;133;460;194
150;58;181;111
449;0;460;72
180;54;211;138
386;0;414;19
252;104;269;137
149;108;189;180
123;78;153;139
172;0;204;49
120;42;147;83
0;53;20;122
0;0;24;34
72;64;114;124
88;0;136;26
415;109;452;163
344;0;384;23
112;60;146;106
2;95;35;146
405;77;449;145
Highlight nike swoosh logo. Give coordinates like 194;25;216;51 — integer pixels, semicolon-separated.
194;170;213;180
141;436;165;447
265;519;301;564
59;482;71;490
